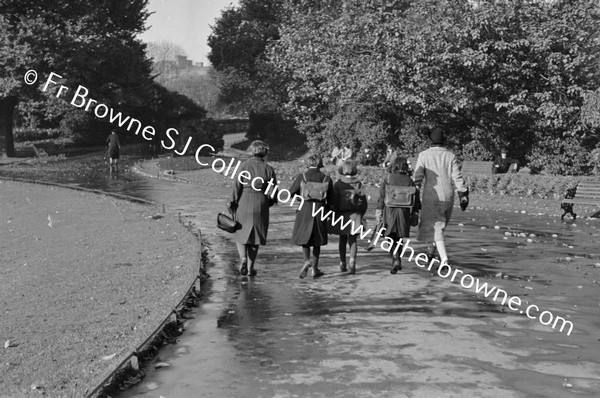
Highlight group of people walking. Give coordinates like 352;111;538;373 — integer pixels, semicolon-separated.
227;128;469;278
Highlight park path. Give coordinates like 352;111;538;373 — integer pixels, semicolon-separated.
115;162;600;398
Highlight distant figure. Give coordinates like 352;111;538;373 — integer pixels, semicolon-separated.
330;140;342;166
381;144;398;169
492;149;518;174
358;147;377;166
106;131;120;170
340;144;353;163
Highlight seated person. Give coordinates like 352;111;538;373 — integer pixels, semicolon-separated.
340;144;353;163
381;145;398;169
330;143;342;166
492;149;518;174
358;147;377;166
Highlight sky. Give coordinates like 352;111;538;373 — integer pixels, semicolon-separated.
140;0;238;66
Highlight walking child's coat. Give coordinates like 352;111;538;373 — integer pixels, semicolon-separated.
377;173;420;239
330;175;366;236
289;168;333;246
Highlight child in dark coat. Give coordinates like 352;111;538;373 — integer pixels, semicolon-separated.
289;155;334;278
330;159;367;274
375;157;420;273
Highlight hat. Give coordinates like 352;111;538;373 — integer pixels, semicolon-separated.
429;127;445;145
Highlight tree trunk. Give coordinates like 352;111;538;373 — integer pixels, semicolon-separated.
0;96;17;158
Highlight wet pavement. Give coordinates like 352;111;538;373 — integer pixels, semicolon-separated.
4;150;600;397
116;167;600;398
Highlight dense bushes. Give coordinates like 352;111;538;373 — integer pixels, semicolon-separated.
174;118;224;155
527;136;597;176
13;128;62;142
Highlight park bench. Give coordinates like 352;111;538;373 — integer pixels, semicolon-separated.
560;179;600;220
461;161;494;175
407;158;494;175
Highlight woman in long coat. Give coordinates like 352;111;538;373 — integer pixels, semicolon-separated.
229;140;276;276
413;127;467;265
375;157;420;273
289;154;334;278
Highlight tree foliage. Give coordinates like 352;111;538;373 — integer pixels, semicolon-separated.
268;0;600;174
0;0;155;153
146;40;188;84
208;0;287;116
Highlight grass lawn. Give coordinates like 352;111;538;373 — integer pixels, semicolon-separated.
0;180;199;397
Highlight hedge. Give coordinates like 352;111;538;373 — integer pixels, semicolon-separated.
463;173;580;199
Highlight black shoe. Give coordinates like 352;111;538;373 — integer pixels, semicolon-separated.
390;258;402;274
340;262;347;272
311;268;325;278
239;259;248;276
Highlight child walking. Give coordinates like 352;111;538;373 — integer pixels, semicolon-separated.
330;159;367;274
106;130;120;170
289;154;334;278
375;157;420;273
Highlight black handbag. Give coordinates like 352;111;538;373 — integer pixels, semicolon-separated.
217;211;241;233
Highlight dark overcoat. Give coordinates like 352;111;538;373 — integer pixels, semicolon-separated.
289;168;334;246
376;172;420;239
231;157;276;245
106;134;120;158
330;175;366;236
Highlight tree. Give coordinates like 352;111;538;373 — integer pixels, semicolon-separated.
0;0;153;156
208;0;287;116
268;0;600;173
146;41;188;85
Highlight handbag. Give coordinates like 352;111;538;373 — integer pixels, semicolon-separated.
217;211;241;233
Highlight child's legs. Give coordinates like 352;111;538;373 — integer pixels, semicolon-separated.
338;235;348;262
247;244;259;268
302;245;311;262
435;240;448;263
388;234;401;259
348;235;357;259
236;242;247;261
312;246;321;268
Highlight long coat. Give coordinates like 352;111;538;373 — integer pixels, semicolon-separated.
289;168;334;246
231;156;276;246
413;146;466;242
106;134;120;158
377;172;419;239
330;175;366;236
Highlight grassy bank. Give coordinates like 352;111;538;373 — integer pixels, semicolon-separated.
0;180;199;397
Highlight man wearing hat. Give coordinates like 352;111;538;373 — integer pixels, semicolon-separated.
492;148;518;174
413;127;469;266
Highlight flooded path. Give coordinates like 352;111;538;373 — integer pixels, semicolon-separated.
119;178;600;397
